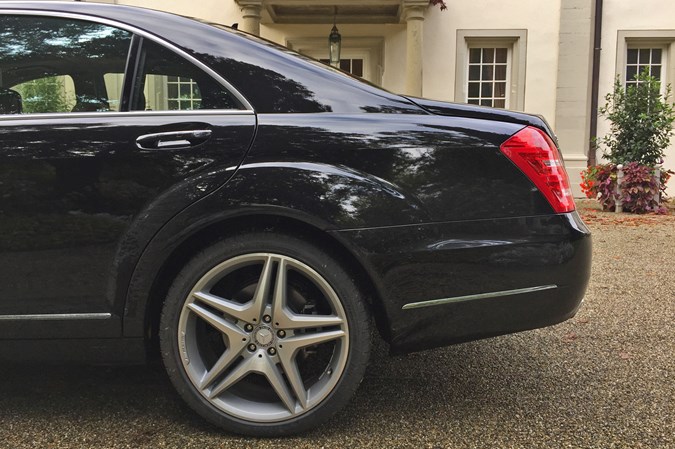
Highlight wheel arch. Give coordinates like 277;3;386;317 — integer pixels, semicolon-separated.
135;213;392;358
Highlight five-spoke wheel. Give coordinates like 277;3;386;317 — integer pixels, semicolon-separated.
160;232;370;436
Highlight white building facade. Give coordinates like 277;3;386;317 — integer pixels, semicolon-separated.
100;0;675;196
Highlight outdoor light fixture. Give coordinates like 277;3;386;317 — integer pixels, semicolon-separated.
329;7;341;68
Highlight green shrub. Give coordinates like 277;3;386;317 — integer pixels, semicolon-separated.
599;70;675;166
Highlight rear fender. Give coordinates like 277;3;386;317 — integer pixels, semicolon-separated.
122;161;427;337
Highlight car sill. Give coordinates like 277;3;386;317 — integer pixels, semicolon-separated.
402;285;558;310
0;313;112;321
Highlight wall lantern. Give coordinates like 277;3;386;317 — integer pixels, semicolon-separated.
329;8;341;68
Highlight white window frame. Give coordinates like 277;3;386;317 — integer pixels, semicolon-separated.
455;30;527;111
625;46;667;93
617;31;674;96
465;45;512;108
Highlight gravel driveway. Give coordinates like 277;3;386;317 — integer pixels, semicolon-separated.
0;202;673;449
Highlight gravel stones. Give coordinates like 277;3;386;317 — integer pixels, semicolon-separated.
0;202;672;448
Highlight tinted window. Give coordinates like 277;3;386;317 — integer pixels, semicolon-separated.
132;39;243;111
0;15;131;114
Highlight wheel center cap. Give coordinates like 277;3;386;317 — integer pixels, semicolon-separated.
254;327;274;346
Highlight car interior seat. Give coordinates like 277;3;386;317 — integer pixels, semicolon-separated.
0;88;23;114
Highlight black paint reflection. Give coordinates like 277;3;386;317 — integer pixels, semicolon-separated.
0;114;255;316
229;114;551;228
337;212;591;352
198;55;332;113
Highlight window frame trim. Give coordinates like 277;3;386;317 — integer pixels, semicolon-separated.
465;44;512;108
0;109;253;122
455;29;527;111
617;30;675;98
624;46;667;93
0;9;254;120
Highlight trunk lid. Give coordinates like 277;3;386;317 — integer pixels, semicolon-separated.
404;96;559;146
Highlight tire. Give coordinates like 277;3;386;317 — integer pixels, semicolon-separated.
159;231;371;436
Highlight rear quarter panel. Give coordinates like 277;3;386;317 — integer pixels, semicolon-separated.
236;113;552;226
124;112;578;349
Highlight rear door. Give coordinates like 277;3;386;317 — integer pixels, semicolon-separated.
0;13;256;338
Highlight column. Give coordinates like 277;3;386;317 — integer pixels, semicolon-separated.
554;0;595;197
403;1;427;97
238;0;263;36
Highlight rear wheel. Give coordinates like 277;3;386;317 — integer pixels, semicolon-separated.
159;232;371;436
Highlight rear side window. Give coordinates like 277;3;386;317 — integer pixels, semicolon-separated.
131;39;243;111
0;15;131;114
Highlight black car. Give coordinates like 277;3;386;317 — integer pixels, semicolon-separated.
0;2;591;436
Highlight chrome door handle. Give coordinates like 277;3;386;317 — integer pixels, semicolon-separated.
156;139;192;148
136;129;212;150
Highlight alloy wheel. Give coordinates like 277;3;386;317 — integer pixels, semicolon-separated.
177;253;349;422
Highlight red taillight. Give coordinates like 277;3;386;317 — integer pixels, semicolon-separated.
500;126;575;213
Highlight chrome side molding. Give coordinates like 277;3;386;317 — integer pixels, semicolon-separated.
402;285;558;310
0;313;112;321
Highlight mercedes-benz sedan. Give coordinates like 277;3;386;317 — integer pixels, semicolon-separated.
0;2;591;436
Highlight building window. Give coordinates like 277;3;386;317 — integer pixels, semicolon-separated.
320;58;364;77
467;47;509;108
455;30;527;111
166;76;201;110
339;58;364;77
626;47;664;87
618;31;675;97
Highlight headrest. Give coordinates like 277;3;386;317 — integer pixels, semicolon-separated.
0;88;23;114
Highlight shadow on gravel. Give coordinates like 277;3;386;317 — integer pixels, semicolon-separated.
0;333;556;438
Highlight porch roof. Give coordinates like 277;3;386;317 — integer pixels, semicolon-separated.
251;0;419;24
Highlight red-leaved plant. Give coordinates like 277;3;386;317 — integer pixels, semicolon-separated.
581;164;616;210
580;163;672;214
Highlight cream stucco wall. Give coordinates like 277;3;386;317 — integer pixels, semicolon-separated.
117;0;243;25
422;0;562;125
262;2;563;124
597;0;675;185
